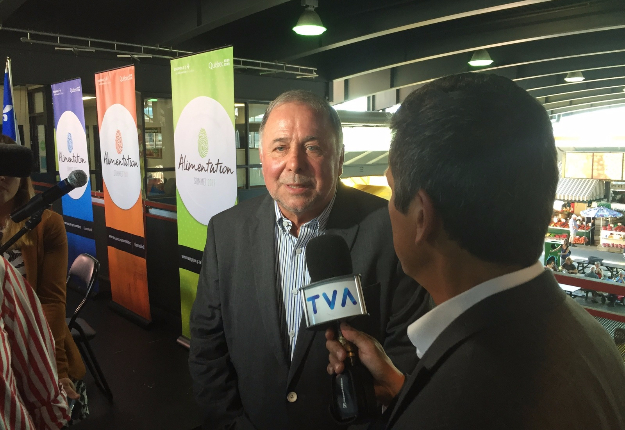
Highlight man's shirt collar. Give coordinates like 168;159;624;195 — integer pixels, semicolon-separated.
274;194;336;235
408;261;544;359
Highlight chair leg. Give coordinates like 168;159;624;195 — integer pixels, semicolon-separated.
81;337;114;401
74;325;113;401
75;341;106;397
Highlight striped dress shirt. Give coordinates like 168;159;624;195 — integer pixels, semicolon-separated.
0;257;70;430
274;195;336;358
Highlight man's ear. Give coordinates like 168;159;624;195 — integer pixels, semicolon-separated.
414;189;438;245
337;144;344;177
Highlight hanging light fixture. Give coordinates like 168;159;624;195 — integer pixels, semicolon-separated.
564;71;585;83
468;49;493;67
293;0;326;36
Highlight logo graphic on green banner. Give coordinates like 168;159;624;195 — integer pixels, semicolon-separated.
171;47;236;338
198;128;208;158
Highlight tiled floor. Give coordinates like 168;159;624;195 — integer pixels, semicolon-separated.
67;290;202;430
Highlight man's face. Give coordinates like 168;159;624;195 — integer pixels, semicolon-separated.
260;102;343;222
386;168;420;278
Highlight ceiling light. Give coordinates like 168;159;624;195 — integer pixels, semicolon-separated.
468;49;493;67
564;71;585;83
293;0;326;36
82;96;95;100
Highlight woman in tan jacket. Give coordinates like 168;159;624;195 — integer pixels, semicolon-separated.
0;135;86;419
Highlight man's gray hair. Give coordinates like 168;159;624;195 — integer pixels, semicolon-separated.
259;90;343;151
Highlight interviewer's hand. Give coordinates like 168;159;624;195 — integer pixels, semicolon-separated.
325;322;405;406
59;377;79;400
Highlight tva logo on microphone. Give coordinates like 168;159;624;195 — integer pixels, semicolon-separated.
300;275;368;329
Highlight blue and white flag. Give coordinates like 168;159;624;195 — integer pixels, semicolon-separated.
3;58;20;144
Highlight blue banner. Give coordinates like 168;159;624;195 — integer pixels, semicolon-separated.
3;58;19;143
51;79;97;288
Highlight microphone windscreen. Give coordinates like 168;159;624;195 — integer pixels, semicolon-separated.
306;234;353;283
67;169;88;187
0;143;33;177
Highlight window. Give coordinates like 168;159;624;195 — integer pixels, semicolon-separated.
143;98;175;202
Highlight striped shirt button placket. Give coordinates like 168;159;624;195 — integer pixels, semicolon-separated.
274;195;336;358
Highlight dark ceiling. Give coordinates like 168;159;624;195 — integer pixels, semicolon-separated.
2;0;625;117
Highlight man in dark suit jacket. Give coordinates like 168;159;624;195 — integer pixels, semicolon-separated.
189;90;428;430
326;73;625;429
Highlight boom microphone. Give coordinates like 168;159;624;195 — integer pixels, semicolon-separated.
10;169;88;222
0;143;33;177
302;235;378;424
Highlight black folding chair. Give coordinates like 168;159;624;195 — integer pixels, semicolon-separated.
65;253;113;401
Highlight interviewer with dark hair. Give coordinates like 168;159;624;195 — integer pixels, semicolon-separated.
326;73;625;429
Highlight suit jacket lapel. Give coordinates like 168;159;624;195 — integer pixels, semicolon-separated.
288;185;360;384
250;195;289;368
386;360;429;428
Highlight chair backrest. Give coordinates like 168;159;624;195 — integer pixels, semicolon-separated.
67;253;99;328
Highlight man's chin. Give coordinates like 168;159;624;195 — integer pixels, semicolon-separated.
276;196;318;215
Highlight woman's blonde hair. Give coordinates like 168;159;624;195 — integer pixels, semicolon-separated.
0;135;35;250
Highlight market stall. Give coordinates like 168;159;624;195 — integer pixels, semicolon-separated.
581;207;624;252
547;214;592;245
546;225;591;244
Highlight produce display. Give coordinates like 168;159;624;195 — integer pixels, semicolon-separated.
544;233;568;239
549;220;591;230
602;224;625;231
544;233;586;244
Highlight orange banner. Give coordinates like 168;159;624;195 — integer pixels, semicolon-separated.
95;66;150;321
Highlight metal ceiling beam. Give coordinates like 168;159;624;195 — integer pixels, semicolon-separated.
343;39;625;102
322;2;625;81
279;0;553;62
542;91;625;109
558;103;625;117
391;29;625;89
528;76;625;97
536;86;625;105
515;66;625;90
547;96;625;115
510;51;625;80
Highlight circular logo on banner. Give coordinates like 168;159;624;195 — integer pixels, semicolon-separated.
56;111;89;200
100;104;141;210
174;96;237;226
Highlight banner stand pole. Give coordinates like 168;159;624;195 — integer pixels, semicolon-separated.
176;336;190;350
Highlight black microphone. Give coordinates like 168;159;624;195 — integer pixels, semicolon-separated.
0;143;33;177
10;170;88;222
303;235;379;424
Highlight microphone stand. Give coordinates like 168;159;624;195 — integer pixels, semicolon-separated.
0;208;46;254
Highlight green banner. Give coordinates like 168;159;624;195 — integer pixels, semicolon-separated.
171;47;236;337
